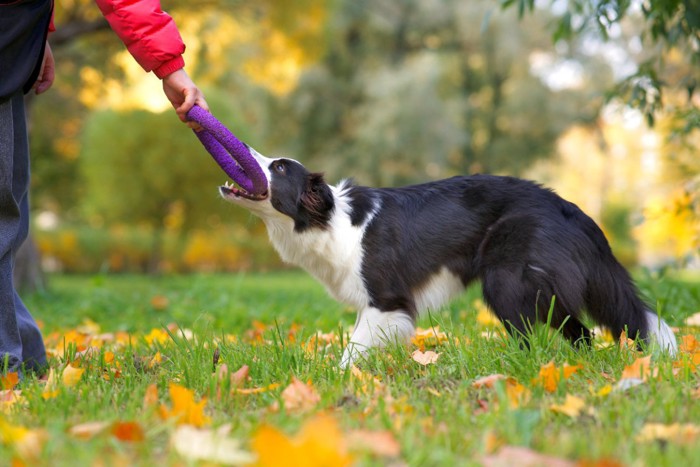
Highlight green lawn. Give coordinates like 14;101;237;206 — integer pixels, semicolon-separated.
2;270;700;466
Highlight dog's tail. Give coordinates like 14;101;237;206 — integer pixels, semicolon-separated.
586;257;677;355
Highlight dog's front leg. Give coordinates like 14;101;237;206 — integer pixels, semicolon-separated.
340;307;415;368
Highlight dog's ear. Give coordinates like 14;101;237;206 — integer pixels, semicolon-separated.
296;173;334;231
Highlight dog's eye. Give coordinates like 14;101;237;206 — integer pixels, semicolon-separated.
274;163;285;174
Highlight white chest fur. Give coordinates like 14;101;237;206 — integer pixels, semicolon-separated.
263;187;374;310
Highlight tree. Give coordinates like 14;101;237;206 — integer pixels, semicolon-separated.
503;0;699;129
281;0;615;186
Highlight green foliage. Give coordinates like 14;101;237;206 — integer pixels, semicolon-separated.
505;0;700;131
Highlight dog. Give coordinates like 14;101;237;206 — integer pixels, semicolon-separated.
219;147;677;367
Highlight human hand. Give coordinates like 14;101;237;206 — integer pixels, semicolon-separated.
162;69;209;130
34;41;55;95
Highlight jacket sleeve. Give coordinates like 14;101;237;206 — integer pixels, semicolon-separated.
94;0;186;79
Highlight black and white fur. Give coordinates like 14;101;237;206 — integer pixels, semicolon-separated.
220;148;677;367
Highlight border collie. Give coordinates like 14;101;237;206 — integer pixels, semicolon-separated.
219;148;677;367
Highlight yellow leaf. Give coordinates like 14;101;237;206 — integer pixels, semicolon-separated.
411;327;449;350
504;379;531;408
550;394;588;418
0;417;47;459
62;365;85;387
411;350;440;365
252;414;352;467
636;423;700;444
160;383;211;427
144;328;169;345
596;385;613;397
0;390;24;413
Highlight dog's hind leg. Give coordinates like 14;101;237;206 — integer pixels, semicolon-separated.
480;267;538;343
340;307;415;368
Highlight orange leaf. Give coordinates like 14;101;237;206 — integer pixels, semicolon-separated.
620;356;655;381
143;384;159;409
0;373;19;390
277;377;320;413
472;374;507;389
252;414;352;467
150;295;169;310
531;361;581;392
411;350;440;365
233;383;281;395
111;421;145;442
159;383;210;427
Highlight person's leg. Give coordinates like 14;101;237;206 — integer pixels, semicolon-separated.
0;92;47;374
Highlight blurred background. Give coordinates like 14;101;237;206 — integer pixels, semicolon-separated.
17;0;699;288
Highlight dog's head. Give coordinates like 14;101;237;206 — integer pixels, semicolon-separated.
219;148;335;231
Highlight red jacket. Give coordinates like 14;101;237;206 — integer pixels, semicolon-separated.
54;0;186;79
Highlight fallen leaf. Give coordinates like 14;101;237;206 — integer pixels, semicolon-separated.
504;379;531;408
621;355;654;380
150;295;169;310
550;394;589;418
251;414;352;467
347;429;401;457
411;350;440;365
273;377;320;413
481;446;575;467
472;374;507;389
228;365;250;389
172;424;255;465
69;421;110;440
412;327;449;350
532;361;582;392
233;383;281;395
0;373;19;390
111;421;145;442
144;328;169;345
61;364;85;387
685;312;700;327
143;383;159;409
0;390;24;413
0;417;47;460
636;423;700;444
159;383;211;427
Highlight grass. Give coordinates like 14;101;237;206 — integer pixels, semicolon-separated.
3;270;700;466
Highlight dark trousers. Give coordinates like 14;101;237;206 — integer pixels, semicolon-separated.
0;91;47;374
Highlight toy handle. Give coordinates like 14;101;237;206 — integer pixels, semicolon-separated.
186;105;267;195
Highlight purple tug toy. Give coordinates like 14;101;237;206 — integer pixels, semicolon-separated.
186;105;268;197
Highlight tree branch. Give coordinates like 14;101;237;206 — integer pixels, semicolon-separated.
50;18;111;47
